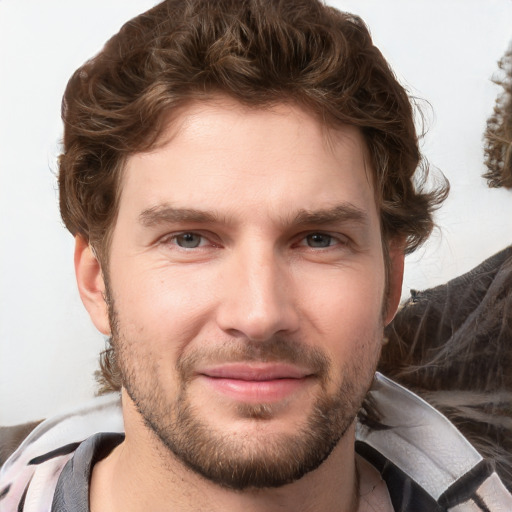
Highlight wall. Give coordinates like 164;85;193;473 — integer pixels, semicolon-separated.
1;0;512;425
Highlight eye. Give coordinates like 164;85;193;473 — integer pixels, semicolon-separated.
304;233;336;248
173;232;205;249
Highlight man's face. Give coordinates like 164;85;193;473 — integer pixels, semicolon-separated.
83;97;403;489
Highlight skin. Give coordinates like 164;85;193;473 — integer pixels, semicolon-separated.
76;97;403;511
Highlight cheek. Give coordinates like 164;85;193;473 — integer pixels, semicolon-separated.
109;261;217;350
304;262;385;315
297;266;386;353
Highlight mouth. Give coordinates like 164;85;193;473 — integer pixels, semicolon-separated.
196;363;315;403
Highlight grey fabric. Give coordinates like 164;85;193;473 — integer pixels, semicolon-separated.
51;433;123;512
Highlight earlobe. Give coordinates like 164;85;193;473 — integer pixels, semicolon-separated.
383;239;405;326
74;235;110;335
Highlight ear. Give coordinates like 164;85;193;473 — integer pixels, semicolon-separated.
383;238;405;326
74;235;110;335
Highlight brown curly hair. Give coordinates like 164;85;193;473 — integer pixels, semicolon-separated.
484;44;512;188
57;0;447;392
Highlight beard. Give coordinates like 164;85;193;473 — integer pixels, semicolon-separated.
107;291;379;490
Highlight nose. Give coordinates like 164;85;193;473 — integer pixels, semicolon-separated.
216;245;300;342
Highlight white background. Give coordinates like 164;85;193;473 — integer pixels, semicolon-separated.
1;0;512;425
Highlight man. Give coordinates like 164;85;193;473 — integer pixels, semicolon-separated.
1;1;510;510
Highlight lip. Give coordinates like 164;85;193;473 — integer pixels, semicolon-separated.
200;363;312;380
196;363;314;403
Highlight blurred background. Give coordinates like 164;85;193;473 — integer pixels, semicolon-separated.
2;0;512;425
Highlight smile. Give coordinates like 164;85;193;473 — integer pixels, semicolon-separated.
197;363;315;403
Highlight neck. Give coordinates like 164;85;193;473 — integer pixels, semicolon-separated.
90;392;389;512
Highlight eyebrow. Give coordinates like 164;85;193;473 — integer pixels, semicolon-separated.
139;203;369;228
291;204;369;227
139;205;219;227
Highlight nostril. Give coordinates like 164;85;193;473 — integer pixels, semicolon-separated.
216;299;299;342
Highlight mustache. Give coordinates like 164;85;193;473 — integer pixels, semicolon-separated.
176;337;330;382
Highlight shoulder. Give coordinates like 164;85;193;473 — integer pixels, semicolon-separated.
381;245;512;491
357;374;512;512
0;394;123;512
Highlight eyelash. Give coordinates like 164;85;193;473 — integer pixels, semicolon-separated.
294;232;349;249
162;232;217;249
160;231;349;251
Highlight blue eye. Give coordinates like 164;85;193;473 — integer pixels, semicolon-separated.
305;233;333;248
174;233;203;248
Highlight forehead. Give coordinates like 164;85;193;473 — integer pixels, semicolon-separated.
119;97;378;224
